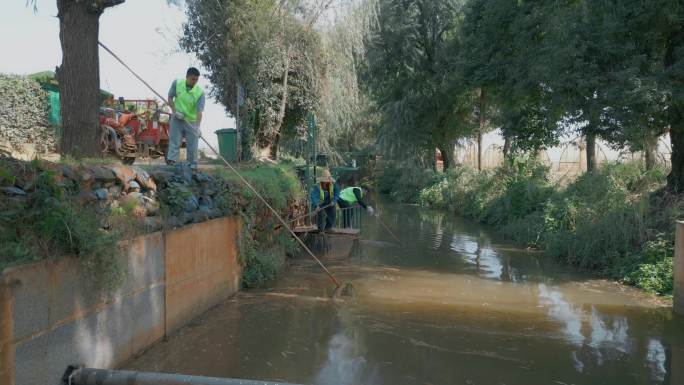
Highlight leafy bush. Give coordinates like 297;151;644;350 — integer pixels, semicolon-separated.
612;236;674;295
378;160;439;203
539;163;662;270
418;157;552;225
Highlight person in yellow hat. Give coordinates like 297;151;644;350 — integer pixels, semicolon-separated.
310;169;340;232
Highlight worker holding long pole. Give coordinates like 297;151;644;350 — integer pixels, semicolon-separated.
99;42;344;289
167;67;205;170
310;169;340;233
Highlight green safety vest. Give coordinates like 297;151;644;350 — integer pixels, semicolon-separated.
319;183;334;201
340;187;361;204
175;79;203;122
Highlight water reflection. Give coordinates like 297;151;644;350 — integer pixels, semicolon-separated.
589;307;630;354
449;234;479;255
538;283;585;346
125;203;681;385
537;282;672;382
647;339;667;382
314;331;378;385
431;214;444;250
451;233;509;280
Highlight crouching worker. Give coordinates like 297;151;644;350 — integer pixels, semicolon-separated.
310;170;340;232
338;186;374;228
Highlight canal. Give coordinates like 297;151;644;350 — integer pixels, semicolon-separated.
124;202;684;385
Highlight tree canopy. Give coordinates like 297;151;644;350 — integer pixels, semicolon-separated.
180;0;684;190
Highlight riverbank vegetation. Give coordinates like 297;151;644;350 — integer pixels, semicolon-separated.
378;159;677;295
0;157;301;290
173;0;683;295
8;1;683;294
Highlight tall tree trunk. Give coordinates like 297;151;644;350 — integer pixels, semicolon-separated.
664;28;684;192
668;108;684;193
57;1;102;157
644;134;657;171
56;0;123;157
503;135;511;159
438;145;449;171
269;132;280;160
265;46;292;161
477;131;483;171
585;130;597;173
478;88;486;171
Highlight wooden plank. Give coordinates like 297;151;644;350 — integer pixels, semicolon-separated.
293;225;317;233
292;226;359;236
328;228;360;235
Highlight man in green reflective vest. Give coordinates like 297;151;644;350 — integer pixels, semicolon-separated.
338;186;374;228
167;67;205;170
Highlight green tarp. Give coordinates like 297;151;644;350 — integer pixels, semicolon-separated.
48;90;60;125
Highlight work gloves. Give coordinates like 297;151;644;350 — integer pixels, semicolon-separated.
173;111;185;121
367;206;375;216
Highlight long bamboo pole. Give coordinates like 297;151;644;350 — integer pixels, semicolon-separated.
99;41;340;288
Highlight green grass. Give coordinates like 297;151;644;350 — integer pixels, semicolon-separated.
211;162;303;288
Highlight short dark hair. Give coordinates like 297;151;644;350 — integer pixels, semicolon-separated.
186;67;200;77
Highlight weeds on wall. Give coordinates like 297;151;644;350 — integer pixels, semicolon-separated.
0;159;124;293
1;157;305;292
211;163;302;288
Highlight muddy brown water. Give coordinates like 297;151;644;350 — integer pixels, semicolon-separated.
124;203;684;385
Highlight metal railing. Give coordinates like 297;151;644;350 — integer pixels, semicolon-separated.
335;205;362;231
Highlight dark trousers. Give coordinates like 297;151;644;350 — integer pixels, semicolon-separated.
315;202;336;232
338;200;353;228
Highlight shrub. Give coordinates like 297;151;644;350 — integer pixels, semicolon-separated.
540;163;663;271
379;160;438;203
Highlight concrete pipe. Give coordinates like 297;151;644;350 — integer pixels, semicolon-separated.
67;368;303;385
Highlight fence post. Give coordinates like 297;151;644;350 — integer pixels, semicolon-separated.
675;221;684;316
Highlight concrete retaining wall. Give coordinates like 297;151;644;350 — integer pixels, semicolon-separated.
0;217;241;385
165;218;242;334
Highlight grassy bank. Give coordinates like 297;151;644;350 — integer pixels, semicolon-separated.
378;158;678;296
211;163;302;288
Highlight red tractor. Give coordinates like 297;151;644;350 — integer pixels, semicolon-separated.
99;98;174;165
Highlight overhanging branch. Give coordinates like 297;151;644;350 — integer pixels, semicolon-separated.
94;0;126;12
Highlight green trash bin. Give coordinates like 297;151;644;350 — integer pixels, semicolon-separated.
215;128;238;163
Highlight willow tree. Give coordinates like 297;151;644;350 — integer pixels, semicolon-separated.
181;0;345;160
29;0;125;157
363;0;466;169
309;0;379;157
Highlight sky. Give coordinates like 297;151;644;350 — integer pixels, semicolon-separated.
1;0;234;150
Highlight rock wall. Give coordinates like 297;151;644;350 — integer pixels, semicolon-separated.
0;158;237;237
0;75;56;155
